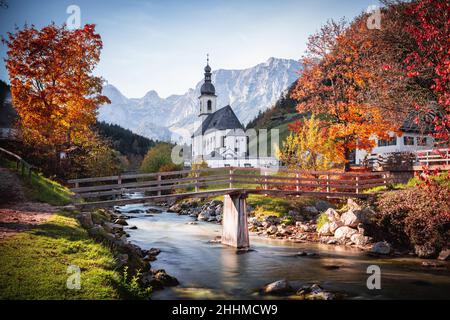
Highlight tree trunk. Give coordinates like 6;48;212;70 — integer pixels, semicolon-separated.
344;147;351;172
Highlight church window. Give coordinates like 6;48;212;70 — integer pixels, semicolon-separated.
222;136;225;147
207;100;212;111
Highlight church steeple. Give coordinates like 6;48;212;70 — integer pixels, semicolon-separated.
199;54;217;118
200;54;215;95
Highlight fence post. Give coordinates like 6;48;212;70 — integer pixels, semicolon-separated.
118;174;122;185
195;171;199;192
229;168;234;189
355;176;359;194
382;173;387;187
296;173;300;192
157;173;161;196
263;171;268;196
326;174;330;193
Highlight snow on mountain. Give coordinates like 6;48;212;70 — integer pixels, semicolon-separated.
98;57;302;142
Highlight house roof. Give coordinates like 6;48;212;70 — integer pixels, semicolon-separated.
193;105;244;137
400;110;437;134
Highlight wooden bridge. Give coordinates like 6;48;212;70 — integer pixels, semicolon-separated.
68;168;391;249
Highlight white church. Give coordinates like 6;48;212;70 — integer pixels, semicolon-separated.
190;59;279;168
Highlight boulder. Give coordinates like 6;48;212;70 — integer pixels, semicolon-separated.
264;215;280;225
87;225;106;238
297;222;312;232
103;222;124;234
334;226;358;240
350;233;369;246
340;210;361;228
114;218;128;226
197;212;208;221
318;222;332;236
324;208;340;222
262;280;293;295
76;213;94;228
167;203;182;213
315;200;334;212
127;209;144;214
277;225;291;236
146;208;162;214
140;272;163;290
296;284;335;300
267;225;278;235
347;198;362;211
414;244;437;259
371;242;392;255
153;269;179;287
249;217;262;227
438;249;450;261
328;221;343;233
117;254;129;268
327;238;338;245
304;206;319;215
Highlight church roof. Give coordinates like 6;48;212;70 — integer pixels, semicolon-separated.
193;105;244;137
200;82;215;95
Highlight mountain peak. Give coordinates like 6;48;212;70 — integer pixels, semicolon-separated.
99;57;302;142
143;90;160;99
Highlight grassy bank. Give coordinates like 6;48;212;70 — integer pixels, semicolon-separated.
0;213;124;299
0;158;73;206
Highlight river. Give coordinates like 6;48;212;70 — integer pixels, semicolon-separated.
116;194;450;300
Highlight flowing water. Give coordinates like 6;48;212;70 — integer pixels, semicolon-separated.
117;193;450;300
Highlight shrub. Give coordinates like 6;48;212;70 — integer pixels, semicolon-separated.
140;143;182;173
120;266;152;300
316;212;329;231
376;182;450;256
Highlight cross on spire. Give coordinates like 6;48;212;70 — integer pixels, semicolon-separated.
207;53;210;65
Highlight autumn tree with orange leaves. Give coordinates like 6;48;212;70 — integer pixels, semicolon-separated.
3;23;110;172
291;19;400;171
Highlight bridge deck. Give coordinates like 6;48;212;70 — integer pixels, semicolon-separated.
74;188;373;210
69;167;387;209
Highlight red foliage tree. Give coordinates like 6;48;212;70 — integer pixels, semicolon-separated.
3;23;110;169
403;0;450;141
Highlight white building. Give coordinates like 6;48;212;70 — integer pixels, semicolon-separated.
191;59;279;168
354;117;436;166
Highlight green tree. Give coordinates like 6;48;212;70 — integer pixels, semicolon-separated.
140;143;181;173
278;114;343;171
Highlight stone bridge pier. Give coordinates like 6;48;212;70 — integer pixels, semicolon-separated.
221;192;249;249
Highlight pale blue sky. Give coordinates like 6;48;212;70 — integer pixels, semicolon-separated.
0;0;381;98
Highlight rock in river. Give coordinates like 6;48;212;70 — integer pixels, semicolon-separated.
334;226;358;240
262;280;293;295
438;249;450;261
371;242;392;255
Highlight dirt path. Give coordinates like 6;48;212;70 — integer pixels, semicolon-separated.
0;167;58;240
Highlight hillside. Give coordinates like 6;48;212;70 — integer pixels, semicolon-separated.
246;80;307;144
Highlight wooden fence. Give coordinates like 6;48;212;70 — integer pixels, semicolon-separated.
68;167;392;201
0;146;35;178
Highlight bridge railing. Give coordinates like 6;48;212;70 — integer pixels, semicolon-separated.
68;167;392;200
0;146;36;179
